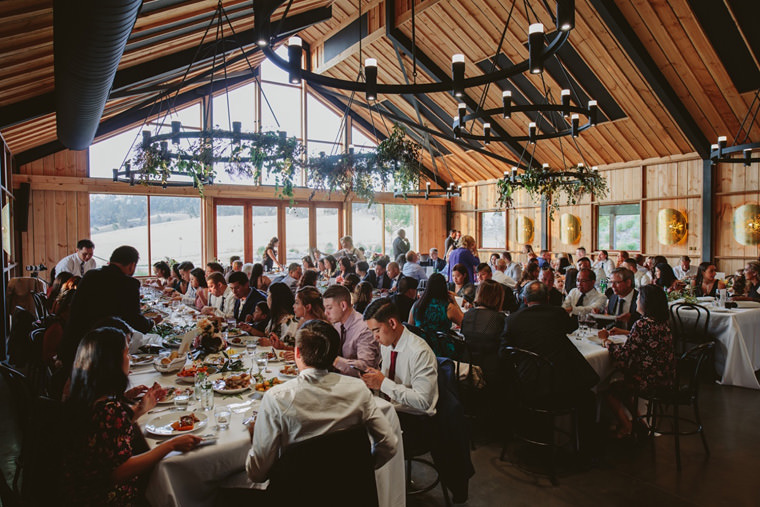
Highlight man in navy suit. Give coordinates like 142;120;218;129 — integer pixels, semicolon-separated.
229;271;265;322
604;267;640;330
374;259;392;290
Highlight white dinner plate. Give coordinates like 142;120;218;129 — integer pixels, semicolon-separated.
696;297;715;302
155;386;194;404
203;353;227;367
228;335;257;346
209;373;252;394
145;411;207;436
278;365;299;378
589;313;617;321
129;354;156;366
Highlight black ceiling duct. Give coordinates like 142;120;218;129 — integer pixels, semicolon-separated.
54;0;142;150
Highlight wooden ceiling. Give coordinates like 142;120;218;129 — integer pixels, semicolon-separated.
1;0;758;185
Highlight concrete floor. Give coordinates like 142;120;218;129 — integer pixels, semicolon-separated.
408;382;760;507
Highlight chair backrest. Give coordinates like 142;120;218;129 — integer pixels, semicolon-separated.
267;424;378;506
670;303;711;353
403;322;436;352
31;292;48;321
500;346;556;400
7;307;36;367
677;341;715;398
436;330;471;380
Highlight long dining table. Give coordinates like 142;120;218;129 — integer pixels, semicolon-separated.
130;353;406;507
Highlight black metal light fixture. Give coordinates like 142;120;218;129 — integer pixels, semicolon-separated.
288;36;302;84
528;23;545;74
557;0;575;32
452;54;465;97
395;180;462;200
365;58;377;101
484;122;491;145
502;90;512;119
709;90;760;167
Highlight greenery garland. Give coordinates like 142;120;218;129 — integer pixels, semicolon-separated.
130;124;422;203
496;165;608;219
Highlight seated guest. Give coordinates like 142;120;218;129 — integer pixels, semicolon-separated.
615;250;629;269
562;268;607;316
653;262;682;292
48;271;73;307
489;253;500;270
229;271;266;323
538;266;563;307
150;261;171;288
502;251;522;282
362;299;439;439
563;267;578;294
225;259;244;282
322;255;339;280
246;320;397;483
293;286;327;329
323;285;380;377
202;272;235;318
50;276;80;314
387;262;402;291
261;282;298;349
500;282;599;452
604;268;641;330
673;255;697;280
42;289;77;366
412;273;463;356
246;301;271;337
623;258;647;288
250;263;272;293
515;260;540;293
599;285;675;437
461;280;506;382
55;238;96;277
337;256;355;282
298;269;320;289
476;263;518;313
356;261;377;287
391;276;419;324
281;263;303;294
63;328;201;504
189;268;208;310
401;251;428;281
205;262;224;280
170;261;193;297
592;249;614;280
342;273;361;295
420;247;446;273
374;259;392;290
353;281;373;314
60;245;158;371
301;256;316;272
448;263;476;306
537;249;552;269
492;258;517;288
733;261;760;301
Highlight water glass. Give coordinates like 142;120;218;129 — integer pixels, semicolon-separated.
200;383;215;411
174;393;190;411
256;352;269;374
194;371;207;401
214;407;232;430
246;341;257;359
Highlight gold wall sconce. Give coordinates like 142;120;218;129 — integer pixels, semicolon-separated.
657;208;687;245
515;215;534;244
559;213;581;244
733;204;760;246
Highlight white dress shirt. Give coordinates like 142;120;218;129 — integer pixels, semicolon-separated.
562;287;607;316
181;285;197;306
592;258;614;280
491;270;517;288
55;252;96;277
246;368;398;482
634;270;650;288
208;286;236;319
504;261;522;283
379;327;438;416
402;261;428;281
673;264;697;280
613;289;636;315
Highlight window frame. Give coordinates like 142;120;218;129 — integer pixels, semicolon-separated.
596;202;641;251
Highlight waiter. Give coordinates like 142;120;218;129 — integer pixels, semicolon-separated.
55;239;96;277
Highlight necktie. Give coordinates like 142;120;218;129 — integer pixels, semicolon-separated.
388;350;398;383
234;299;240;320
340;323;346;348
220;296;225;310
80;261;85;276
616;298;625;315
576;292;585;306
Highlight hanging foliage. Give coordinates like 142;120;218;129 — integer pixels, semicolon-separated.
496;165;608;219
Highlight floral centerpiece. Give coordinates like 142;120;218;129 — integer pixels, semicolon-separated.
194;317;227;354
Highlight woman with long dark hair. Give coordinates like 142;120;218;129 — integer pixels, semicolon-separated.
249;263;271;292
411;273;464;357
694;262;725;297
47;271;73;311
263;237;282;272
653;263;681;292
353;281;373;314
189;267;208;309
322;254;338;279
298;269;320;289
151;261;171;287
260;282;298;350
599;284;675;437
337;256;355;281
734;261;760;301
62;328;200;505
448;263;476;304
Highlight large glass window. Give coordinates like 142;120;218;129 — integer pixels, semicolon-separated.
480;211;506;249
316;207;339;254
598;204;640;251
252;206;278;262
284;207;310;264
384;204;415;257
150;196;202;267
351;202;382;256
307;93;343;144
89;194;149;275
216;205;244;263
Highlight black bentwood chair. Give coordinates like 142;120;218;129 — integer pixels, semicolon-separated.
636;341;715;471
500;347;580;486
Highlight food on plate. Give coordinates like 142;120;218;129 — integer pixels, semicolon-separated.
266;351;277;361
177;365;209;378
254;377;283;392
155;385;192;403
160;351;180;365
203;353;227;367
278;350;290;360
171;413;200;431
280;364;298;376
129;354;154;365
215;373;252;391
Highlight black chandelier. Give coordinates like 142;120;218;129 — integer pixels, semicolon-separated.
709;90;760;167
394;181;462;200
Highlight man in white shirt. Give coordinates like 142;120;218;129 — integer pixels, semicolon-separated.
623;258;647;288
401;251;428;281
55;239;96;277
280;263;303;294
202;272;236;318
246;320;397;483
502;251;522;282
592;250;614;280
562;268;607;316
575;247;587;266
492;258;517;288
361;298;438;426
386;262;401;291
673;255;697;280
323;285;380;377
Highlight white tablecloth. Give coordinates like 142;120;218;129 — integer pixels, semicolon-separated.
567;330;619;388
131;357;405;507
672;306;760;390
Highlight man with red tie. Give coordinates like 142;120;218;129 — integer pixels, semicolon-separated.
361;299;438;441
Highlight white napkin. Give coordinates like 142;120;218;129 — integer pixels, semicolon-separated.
178;328;200;355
